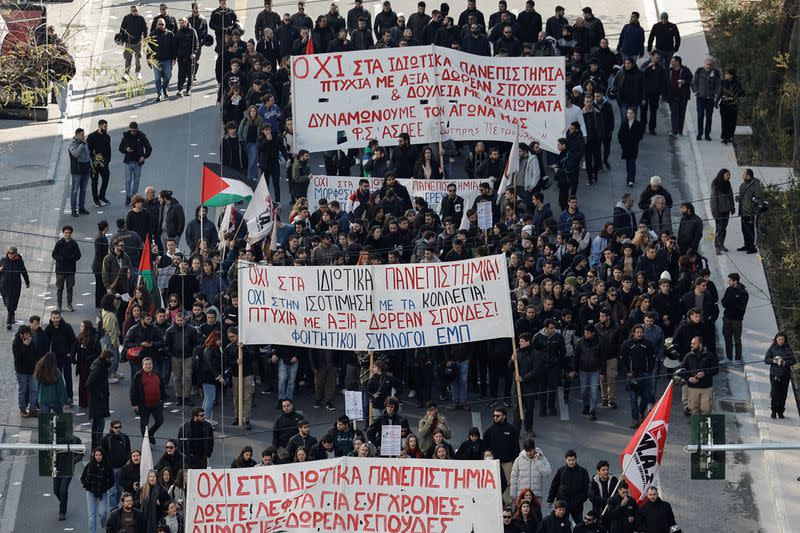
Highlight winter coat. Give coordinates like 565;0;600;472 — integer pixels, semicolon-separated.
607;493;638;533
547;464;590;509
664;66;693;102
120;13;148;44
38;372;69;408
738;177;763;217
678;348;719;388
619;338;655;377
636;497;676;533
0;254;29;300
129;369;166;408
691;67;721;99
116;460;141;495
99;432;131;469
510;449;552;498
640;207;672;236
677;212;703;253
14;333;40;376
588;473;618;513
710;179;735;218
178;419;215;468
272;410;304;448
617;119;644;160
45;320;76;362
618;22;644;58
482;421;520;463
68;138;91;175
106;506;144;532
418;413;452;455
573;336;603;373
531;329;567;369
648;21;680;53
366;410;409;448
149;28;177;61
118;130;153;165
287;433;318;460
52;238;81;275
721;283;749;321
81;457;115;497
175;25;199;60
85;356;111;419
155;450;185;479
184;215;218;252
455;438;487;460
765;343;796;382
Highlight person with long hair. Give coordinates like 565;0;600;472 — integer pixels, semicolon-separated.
155;439;184;479
81;447;115;533
512;500;539;532
158;467;173;491
413;146;443;180
168;469;187;514
0;245;30;329
710;168;735;255
765;332;797;418
238;104;263;183
403;434;423;458
34;352;69;414
121;303;142;340
199;331;224;425
116;450;142;499
294;446;308;462
232;445;258;468
139;470;170;533
75;320;101;408
99;294;122;381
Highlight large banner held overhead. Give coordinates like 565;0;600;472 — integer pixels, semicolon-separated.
238;255;514;351
186;458;503;532
307;175;482;223
292;46;565;153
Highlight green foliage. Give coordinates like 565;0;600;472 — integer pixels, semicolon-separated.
700;0;797;164
757;181;800;340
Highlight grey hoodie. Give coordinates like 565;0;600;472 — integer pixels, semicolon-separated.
68;137;91;163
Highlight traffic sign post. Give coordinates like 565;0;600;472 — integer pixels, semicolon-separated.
690;414;726;480
38;413;75;477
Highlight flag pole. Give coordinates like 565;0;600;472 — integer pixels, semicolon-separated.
512;336;526;428
238;343;244;427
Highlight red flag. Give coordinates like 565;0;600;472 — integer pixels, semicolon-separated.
305;36;314;55
619;381;674;503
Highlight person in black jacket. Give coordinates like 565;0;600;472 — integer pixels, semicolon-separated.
309;433;337;461
538;501;572;533
221;121;248;171
147;18;177;101
677;202;702;253
639;50;666;134
13;325;39;417
105;492;143;532
482;406;520;497
86;120;112;207
619;325;655;427
99;420;131;509
164;314;199;405
617;108;644;188
52;225;81;312
571;325;603;420
81;447;116;533
209;0;239;54
374;1;398;40
647;12;680;60
178;407;215;468
86;350;113;449
272;399;304;459
636;486;676;533
678;336;718;415
547;450;590;525
119;122;153;206
366;396;409;449
119;5;148;77
189;3;209;80
129;357;166;444
0;245;30;328
588;460;618;528
175;17;199;96
606;482;638;533
254;0;281;38
455;427;487;460
512;333;539;435
45;310;77;405
531;320;567;416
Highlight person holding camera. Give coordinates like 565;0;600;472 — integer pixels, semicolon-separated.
736;168;763;254
619;324;655;428
765;332;796;418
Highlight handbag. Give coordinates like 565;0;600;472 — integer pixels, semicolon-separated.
127;346;144;364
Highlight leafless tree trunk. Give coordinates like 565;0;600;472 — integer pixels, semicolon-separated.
769;0;800;91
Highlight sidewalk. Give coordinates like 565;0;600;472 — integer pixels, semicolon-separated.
659;1;799;532
0;115;66;191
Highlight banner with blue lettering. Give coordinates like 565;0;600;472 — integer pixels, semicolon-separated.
238;256;514;351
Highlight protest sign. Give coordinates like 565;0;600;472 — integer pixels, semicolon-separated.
186;458;503;532
476;201;492;230
292;46;565;153
238;255;513;351
343;390;363;420
380;425;402;456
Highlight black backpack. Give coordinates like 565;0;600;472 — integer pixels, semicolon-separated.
190;344;205;377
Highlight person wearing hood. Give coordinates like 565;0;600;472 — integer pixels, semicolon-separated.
678;335;719;415
721;273;748;361
68;128;92;217
510;438;552;506
85;349;113;449
184;205;218;252
764;332;796;418
0;245;30;329
588;459;618;527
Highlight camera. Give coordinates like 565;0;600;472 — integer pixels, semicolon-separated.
753;197;769;213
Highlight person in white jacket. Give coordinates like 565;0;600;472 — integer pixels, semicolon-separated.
510;438;552;507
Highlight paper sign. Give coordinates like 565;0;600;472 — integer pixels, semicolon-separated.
476;201;492;230
380;425;402;456
343;390;363;420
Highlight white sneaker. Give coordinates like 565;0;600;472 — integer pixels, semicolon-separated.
108;376;120;384
407;390;416;398
136;72;142;80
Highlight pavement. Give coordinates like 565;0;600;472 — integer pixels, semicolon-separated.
0;0;788;531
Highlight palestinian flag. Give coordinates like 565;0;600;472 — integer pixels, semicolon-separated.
137;235;161;307
201;162;254;206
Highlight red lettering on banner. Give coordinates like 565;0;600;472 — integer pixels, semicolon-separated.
368;311;423;330
247;266;269;288
428;302;499;326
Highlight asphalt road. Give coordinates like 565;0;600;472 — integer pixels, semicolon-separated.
0;0;766;532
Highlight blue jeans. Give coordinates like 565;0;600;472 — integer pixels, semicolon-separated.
579;370;601;413
86;491;109;533
246;142;259;183
628;377;652;421
109;467;123;510
153;60;173;96
40;403;63;414
202;383;216;419
278;359;298;401
450;360;470;404
124;162;141;199
70;173;89;211
54;476;71;515
16;372;37;411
